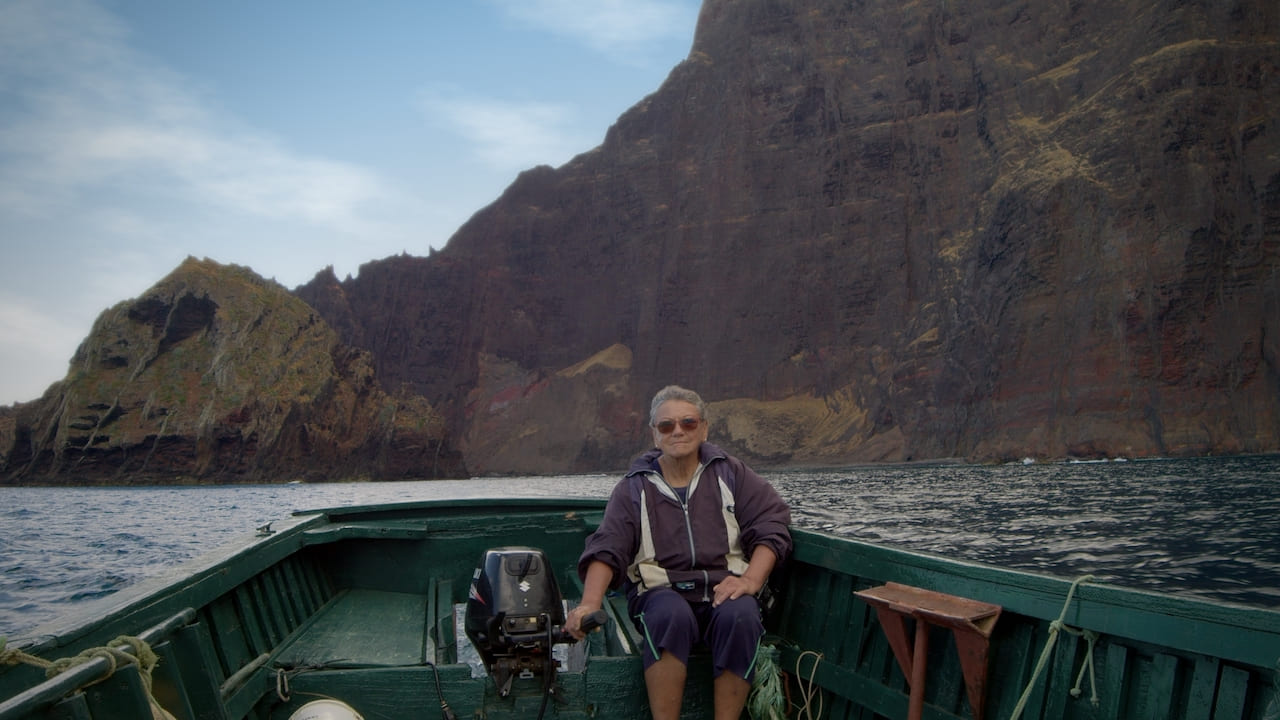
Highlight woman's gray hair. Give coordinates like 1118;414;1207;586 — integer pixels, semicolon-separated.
649;385;707;426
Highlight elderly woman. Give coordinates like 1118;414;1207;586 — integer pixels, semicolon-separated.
566;386;792;720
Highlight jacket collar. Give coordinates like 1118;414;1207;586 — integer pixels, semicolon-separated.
626;442;729;477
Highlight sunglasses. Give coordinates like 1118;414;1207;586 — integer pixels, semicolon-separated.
654;417;702;434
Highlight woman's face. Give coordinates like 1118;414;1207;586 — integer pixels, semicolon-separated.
651;399;708;460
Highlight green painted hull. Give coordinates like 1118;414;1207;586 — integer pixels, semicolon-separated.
2;498;1277;719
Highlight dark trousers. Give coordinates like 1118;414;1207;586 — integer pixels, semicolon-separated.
629;585;765;680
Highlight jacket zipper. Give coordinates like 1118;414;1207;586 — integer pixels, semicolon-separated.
653;468;709;601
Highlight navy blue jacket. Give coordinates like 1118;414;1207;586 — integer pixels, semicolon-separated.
579;442;792;602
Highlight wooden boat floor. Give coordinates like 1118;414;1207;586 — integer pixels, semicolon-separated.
274;589;431;668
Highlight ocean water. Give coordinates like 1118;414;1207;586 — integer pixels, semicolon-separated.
1;455;1277;639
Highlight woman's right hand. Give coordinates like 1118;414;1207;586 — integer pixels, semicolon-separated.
565;602;603;640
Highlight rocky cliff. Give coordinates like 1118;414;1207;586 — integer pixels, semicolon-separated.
0;259;460;484
298;0;1279;471
5;0;1278;482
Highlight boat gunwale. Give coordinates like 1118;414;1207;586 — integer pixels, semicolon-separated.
293;495;610;521
788;525;1280;670
8;498;1280;679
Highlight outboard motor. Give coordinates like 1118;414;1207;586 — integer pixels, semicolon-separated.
464;547;605;699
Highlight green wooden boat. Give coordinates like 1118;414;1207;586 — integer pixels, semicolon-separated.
1;498;1277;719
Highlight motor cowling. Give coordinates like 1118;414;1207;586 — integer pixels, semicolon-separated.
464;547;567;695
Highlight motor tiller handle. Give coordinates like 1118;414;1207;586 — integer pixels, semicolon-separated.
555;608;609;643
579;609;608;634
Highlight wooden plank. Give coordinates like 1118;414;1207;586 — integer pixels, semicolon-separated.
434;580;456;665
169;622;231;720
303;557;329;615
1040;631;1081;719
1099;641;1130;719
284;561;310;628
151;639;196;720
258;573;289;645
825;573;856;667
231;586;269;656
780;569;807;646
1182;656;1219;720
274;560;303;621
851;601;880;720
265;565;300;633
930;626;966;716
81;664;152;720
859;594;901;697
608;593;645;656
987;617;1038;718
1023;624;1058;719
583;654;647;718
46;694;92;720
424;577;440;664
811;569;838;653
295;556;326;611
273;589;427;668
1139;653;1178;719
205;598;252;676
246;576;280;647
1212;665;1249;720
291;556;325;609
825;694;849;720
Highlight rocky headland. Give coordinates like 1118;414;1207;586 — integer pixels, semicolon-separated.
0;260;459;484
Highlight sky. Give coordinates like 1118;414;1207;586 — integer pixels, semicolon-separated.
0;0;701;406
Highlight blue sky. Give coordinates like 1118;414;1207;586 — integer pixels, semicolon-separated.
0;0;700;405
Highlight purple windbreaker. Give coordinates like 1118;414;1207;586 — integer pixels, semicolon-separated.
578;442;792;602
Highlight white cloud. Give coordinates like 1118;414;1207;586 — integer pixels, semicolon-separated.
0;0;393;236
489;0;698;62
0;294;86;364
419;92;586;173
0;292;88;405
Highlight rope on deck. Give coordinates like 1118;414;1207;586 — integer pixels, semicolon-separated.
793;650;825;720
1009;575;1100;720
1;635;176;720
749;644;785;720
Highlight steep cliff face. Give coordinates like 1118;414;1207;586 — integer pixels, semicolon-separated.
298;0;1279;470
0;259;460;484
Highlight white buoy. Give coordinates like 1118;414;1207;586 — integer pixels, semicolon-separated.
287;699;364;720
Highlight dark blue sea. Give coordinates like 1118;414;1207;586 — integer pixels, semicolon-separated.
2;455;1277;639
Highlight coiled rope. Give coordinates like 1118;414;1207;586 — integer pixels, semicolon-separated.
793;650;825;720
1;635;176;720
1009;575;1100;720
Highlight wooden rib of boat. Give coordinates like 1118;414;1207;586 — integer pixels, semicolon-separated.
1;498;1277;719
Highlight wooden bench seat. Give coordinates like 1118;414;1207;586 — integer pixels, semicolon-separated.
273;588;430;668
855;582;1002;720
